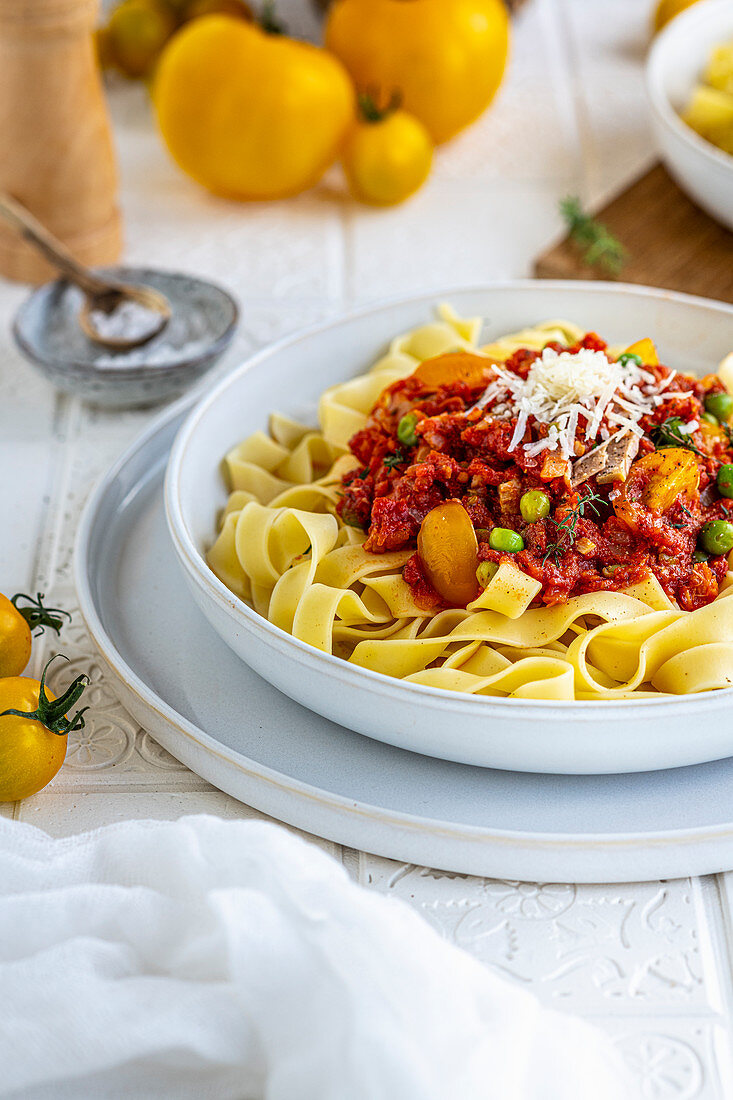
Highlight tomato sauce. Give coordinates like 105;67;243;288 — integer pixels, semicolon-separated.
337;335;733;611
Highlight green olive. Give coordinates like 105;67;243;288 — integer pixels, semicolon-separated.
702;412;719;426
705;392;733;422
520;490;551;523
397;411;419;447
692;549;709;563
717;464;733;499
618;352;643;367
489;528;524;553
699;519;733;556
476;561;499;588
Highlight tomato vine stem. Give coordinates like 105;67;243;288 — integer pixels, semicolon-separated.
11;592;71;637
259;0;285;34
0;655;89;736
358;89;402;123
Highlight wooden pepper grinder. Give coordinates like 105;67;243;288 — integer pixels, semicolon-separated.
0;0;122;283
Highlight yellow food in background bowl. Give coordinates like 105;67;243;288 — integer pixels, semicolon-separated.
682;37;733;155
653;0;703;35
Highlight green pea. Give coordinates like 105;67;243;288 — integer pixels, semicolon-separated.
692;549;709;563
717;464;733;499
702;412;719;426
397;411;419;447
520;490;551;523
618;352;643;367
699;520;733;556
489;527;524;553
476;561;499;588
705;392;733;422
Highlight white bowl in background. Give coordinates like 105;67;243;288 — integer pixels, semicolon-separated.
165;283;733;775
647;0;733;230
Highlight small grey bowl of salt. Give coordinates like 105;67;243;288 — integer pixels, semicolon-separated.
13;266;239;409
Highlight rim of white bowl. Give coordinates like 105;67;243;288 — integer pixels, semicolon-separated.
165;279;733;716
646;0;733;178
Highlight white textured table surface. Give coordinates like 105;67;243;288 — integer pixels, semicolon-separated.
2;2;733;1095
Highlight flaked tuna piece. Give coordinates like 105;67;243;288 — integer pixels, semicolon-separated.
571;433;639;488
596;433;640;484
570;445;607;488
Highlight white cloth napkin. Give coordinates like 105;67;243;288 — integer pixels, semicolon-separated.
0;815;635;1100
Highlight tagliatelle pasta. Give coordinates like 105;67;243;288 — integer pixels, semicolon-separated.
207;308;733;701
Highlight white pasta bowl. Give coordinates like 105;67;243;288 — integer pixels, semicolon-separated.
166;282;733;775
647;0;733;230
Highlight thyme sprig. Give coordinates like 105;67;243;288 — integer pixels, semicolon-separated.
543;486;604;566
560;196;627;277
670;502;693;530
650;416;703;455
383;447;407;469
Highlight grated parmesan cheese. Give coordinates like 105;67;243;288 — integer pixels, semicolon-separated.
475;346;666;459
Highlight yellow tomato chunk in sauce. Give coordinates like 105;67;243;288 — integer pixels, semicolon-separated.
417;500;479;606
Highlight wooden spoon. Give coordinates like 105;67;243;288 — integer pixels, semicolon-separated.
0;194;171;350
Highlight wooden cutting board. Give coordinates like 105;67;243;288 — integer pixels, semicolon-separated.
534;163;733;304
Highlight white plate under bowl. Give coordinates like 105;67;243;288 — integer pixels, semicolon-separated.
647;0;733;230
75;399;733;881
166;283;733;775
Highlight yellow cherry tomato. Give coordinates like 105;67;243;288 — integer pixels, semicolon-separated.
614;448;699;531
0;596;32;679
0;661;88;802
417;500;479;607
325;0;510;144
0;592;69;679
342;103;432;206
153;15;354;200
183;0;253;22
106;0;177;78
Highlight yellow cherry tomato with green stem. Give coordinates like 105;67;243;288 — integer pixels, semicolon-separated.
342;93;433;206
0;592;70;679
0;656;89;802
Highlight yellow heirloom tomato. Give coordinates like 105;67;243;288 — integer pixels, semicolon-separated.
325;0;510;144
153;14;354;200
0;593;69;679
0;659;88;802
342;97;433;205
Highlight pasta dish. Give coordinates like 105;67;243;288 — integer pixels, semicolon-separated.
207;309;733;700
